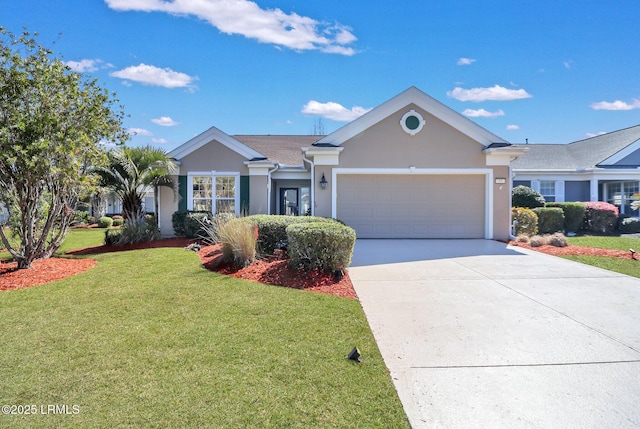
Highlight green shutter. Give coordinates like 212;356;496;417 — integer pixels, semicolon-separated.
240;176;250;215
178;175;187;211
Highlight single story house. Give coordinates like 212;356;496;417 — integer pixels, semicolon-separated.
512;125;640;215
157;87;526;240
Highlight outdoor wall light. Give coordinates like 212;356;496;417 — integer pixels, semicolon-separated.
319;173;328;190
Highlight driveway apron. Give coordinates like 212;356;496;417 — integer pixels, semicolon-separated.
349;239;640;429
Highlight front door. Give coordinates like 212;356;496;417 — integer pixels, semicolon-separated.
280;188;299;215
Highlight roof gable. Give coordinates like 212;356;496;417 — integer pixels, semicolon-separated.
316;86;507;147
169;125;265;161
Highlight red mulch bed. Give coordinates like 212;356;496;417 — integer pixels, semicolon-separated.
509;241;636;259
2;238;356;298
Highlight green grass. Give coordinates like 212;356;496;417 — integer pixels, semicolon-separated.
0;231;409;428
0;227;107;259
563;235;640;278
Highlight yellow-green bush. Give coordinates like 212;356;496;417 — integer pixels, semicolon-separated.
512;207;538;236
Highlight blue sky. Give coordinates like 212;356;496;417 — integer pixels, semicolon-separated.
3;0;640;149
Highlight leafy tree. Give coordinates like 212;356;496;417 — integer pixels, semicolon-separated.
512;185;545;209
96;145;177;224
0;28;127;269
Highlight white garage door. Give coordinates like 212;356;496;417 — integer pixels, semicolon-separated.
336;174;486;238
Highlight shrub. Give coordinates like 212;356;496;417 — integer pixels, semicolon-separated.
286;221;356;273
548;232;568;247
512;207;538;236
172;211;211;238
618;216;640;234
219;218;257;267
97;216;113;228
515;234;529;243
582;201;618;234
112;215;124;222
104;228;120;245
103;215;160;246
197;213;236;244
533;207;565;234
512;185;545;209
546;202;586;233
71;210;91;226
528;235;545;247
112;217;124;227
242;215;338;255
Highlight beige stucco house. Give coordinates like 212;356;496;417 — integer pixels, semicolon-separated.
157;87;526;240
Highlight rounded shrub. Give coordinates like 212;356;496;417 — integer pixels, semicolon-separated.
583;201;618;234
548;232;568;247
533;207;565;234
97;216;113;228
512;207;538;236
286;221;356;273
545;202;586;234
512;185;545;209
112;218;124;227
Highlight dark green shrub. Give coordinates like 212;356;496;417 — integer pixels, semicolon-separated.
97;216;113;228
546;202;586;233
104;215;160;246
243;215;338;255
112;218;124;227
511;207;538;236
583;202;618;234
72;210;91;225
618;216;640;234
512;185;545;209
172;210;211;238
104;228;120;245
286;221;356;272
533;207;565;234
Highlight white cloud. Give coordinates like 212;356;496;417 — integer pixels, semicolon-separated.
110;64;197;89
301;100;371;122
104;0;357;55
447;85;533;102
506;124;520;131
457;57;476;66
151;116;180;127
462;108;504;118
128;127;153;136
65;59;102;72
589;99;640;111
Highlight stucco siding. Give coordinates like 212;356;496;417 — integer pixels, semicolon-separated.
179;140;250;175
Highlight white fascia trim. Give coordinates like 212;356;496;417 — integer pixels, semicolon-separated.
316;87;507;147
599;138;640;165
169;125;265;161
331;167;494;239
186;171;241;216
244;160;277;176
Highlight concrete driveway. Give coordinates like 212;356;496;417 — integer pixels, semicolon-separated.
349;239;640;429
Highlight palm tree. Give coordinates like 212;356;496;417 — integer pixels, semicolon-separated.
96;146;177;223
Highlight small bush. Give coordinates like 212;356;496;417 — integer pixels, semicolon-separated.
104;228;121;245
112;215;124;222
112;218;124;227
512;207;538;236
512;186;545;209
582;201;618;234
104;215;160;246
172;211;211;238
243;215;338;255
71;210;91;225
533;207;565;234
515;234;530;243
97;216;113;228
528;235;545;247
219;218;257;267
546;202;586;233
286;222;356;272
197;213;236;244
618;216;640;234
548;232;568;247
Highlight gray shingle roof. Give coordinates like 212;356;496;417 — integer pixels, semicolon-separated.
512;124;640;170
233;135;324;167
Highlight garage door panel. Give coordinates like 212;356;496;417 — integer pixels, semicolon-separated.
336;174;485;239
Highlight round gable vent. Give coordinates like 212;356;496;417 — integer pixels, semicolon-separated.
400;109;425;135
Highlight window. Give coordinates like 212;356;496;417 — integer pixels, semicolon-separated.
189;174;239;214
606;181;640;215
539;180;556;202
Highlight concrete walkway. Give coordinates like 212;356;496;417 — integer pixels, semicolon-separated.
349;239;640;429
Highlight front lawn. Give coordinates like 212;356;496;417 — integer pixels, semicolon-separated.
564;235;640;278
0;231;409;428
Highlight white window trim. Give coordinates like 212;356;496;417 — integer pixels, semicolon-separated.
331;167;494;239
187;171;241;216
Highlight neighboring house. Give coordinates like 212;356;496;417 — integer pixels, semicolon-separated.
158;87;524;240
512;125;640;215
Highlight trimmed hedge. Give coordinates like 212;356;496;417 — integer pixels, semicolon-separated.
511;207;538;236
172;211;211;238
242;215;338;255
582;201;618;234
286;221;356;272
512;185;545;209
545;202;586;233
533;207;565;234
618;216;640;234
